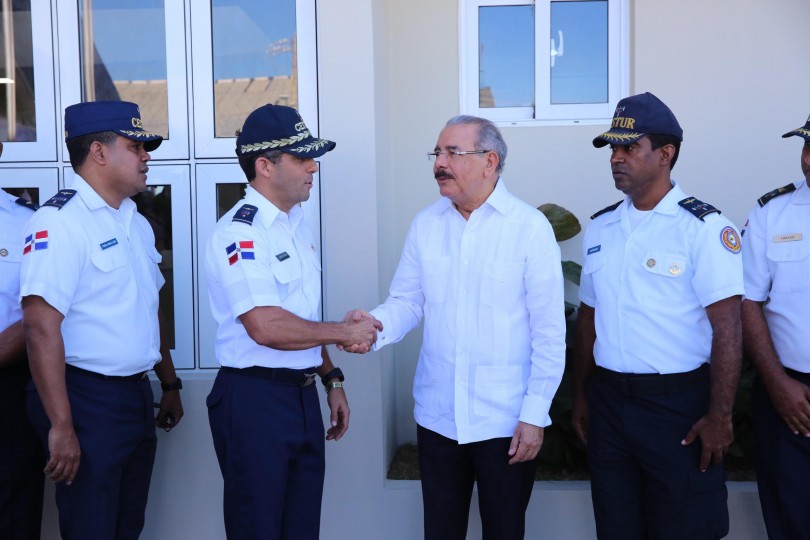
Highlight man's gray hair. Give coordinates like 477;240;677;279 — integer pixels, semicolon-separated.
445;115;507;174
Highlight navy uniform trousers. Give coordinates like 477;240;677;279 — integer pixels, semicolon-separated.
586;366;729;540
207;367;325;540
0;362;44;540
752;370;810;540
26;366;157;540
417;425;537;540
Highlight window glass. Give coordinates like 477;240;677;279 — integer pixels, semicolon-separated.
478;6;534;108
215;183;246;220
77;0;169;137
0;0;36;141
2;186;38;203
211;0;296;137
132;185;174;348
550;0;608;104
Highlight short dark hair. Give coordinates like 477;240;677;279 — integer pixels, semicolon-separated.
646;133;681;170
237;150;285;181
66;131;118;170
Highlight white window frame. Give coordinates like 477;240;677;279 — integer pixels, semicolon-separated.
63;165;195;369
459;0;628;126
0;167;59;200
0;1;58;162
55;0;190;160
190;0;318;158
195;163;322;369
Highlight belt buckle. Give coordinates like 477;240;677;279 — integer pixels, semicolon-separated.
300;373;316;387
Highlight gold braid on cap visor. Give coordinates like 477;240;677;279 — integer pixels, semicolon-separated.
598;131;643;142
119;129;161;139
239;130;319;154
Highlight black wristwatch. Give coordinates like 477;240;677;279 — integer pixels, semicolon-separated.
320;368;344;387
161;377;183;392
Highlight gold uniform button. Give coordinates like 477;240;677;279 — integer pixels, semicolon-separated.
646;258;656;268
669;264;682;275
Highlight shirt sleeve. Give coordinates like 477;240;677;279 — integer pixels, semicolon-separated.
518;217;567;428
19;211;84;316
578;222;597;308
691;214;745;307
207;225;284;319
741;205;771;302
370;218;425;350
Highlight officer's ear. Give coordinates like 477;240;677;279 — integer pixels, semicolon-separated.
87;140;107;166
658;144;676;168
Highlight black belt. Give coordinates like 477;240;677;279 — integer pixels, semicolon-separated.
66;363;148;382
596;363;709;397
221;366;316;386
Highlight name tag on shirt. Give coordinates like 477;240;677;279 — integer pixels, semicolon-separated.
587;245;601;255
276;252;290;261
773;233;802;243
100;238;119;250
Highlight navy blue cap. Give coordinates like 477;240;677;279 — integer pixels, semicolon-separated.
235;104;335;158
64;101;163;152
593;92;683;148
782;113;810;141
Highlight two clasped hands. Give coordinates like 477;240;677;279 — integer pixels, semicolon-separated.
338;309;382;354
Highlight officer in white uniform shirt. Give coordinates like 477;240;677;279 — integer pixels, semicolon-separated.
0;140;45;540
742;113;810;540
20;101;183;540
345;115;566;540
572;92;743;540
204;104;381;540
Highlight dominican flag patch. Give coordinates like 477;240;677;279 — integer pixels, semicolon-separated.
226;240;255;265
23;230;49;254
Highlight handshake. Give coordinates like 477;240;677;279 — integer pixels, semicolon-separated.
338;310;383;354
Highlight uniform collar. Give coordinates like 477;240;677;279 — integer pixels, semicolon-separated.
791;180;810;205
0;189;16;213
243;185;303;230
438;177;509;217
606;181;686;225
72;175;137;225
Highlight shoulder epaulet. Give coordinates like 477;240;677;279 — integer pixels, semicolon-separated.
232;204;258;225
757;183;796;207
14;197;39;211
678;197;720;221
590;200;622;220
42;189;77;210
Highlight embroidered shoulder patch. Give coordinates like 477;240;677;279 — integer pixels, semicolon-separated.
42;189;77;210
226;241;255;265
14;197;39;211
23;230;49;254
720;226;741;253
590;200;622;220
232;204;258;225
757;183;795;207
678;197;720;221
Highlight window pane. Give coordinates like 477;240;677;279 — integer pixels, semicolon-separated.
0;0;36;141
215;183;246;220
132;185;174;348
478;6;534;108
78;0;169;137
550;1;608;104
3;186;39;203
212;0;296;138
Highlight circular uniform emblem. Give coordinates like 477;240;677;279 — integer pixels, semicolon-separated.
0;248;8;257
721;226;741;253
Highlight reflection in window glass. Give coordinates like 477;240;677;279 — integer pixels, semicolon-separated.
2;186;39;204
0;0;36;141
78;0;169;137
216;183;246;220
550;1;608;104
212;0;296;138
478;6;534;108
132;185;174;348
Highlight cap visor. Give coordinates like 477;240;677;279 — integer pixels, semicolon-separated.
782;129;810;140
592;130;643;148
285;138;336;158
115;129;163;151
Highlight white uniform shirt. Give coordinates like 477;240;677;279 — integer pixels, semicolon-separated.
19;177;164;376
742;180;810;372
205;186;322;370
370;180;566;444
579;183;744;374
0;190;36;332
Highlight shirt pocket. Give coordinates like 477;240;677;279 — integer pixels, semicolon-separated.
582;251;605;276
91;247;129;273
641;252;688;279
766;240;810;293
420;256;450;304
270;256;302;287
473;365;524;418
481;261;524;307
